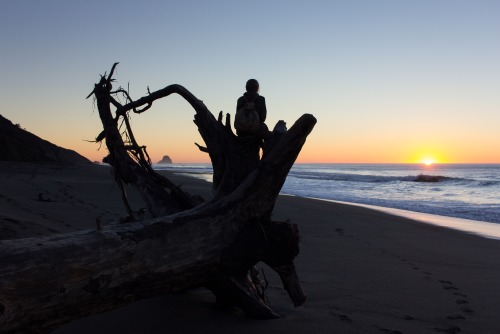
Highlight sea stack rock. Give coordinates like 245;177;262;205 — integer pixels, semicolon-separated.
157;155;173;164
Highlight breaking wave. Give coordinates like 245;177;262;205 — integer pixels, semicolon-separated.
288;171;467;184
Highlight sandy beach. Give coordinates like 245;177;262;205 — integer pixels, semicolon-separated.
2;162;500;333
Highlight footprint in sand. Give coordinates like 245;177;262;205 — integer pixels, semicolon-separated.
433;326;461;333
338;314;352;322
439;280;459;291
377;247;387;254
460;307;474;314
329;311;352;323
438;279;474;318
446;314;466;320
374;325;402;334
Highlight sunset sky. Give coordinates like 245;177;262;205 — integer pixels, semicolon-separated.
1;1;499;164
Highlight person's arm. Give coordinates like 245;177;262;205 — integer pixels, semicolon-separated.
259;96;267;123
236;96;244;111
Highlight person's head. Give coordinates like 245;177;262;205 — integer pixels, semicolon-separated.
246;79;259;93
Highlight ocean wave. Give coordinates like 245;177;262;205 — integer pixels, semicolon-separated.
153;164;213;174
155;164;499;188
476;180;500;187
151;163;499;224
289;171;465;184
281;187;500;224
413;174;452;182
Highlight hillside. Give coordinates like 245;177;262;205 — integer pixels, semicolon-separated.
0;114;92;165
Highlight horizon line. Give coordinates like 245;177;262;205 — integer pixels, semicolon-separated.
149;161;500;165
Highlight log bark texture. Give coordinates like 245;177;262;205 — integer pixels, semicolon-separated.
0;63;316;333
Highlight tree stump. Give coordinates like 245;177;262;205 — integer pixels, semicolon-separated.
0;63;316;333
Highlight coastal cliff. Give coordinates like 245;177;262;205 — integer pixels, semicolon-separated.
0;114;91;165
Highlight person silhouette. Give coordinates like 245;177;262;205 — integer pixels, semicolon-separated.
236;79;269;137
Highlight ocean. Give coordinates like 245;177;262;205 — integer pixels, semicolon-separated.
154;163;500;238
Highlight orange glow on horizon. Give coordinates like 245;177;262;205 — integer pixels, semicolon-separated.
75;135;499;165
79;146;500;165
407;147;447;165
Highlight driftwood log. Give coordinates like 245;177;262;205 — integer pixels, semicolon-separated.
0;63;316;333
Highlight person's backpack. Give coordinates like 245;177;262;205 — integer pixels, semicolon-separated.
234;98;260;135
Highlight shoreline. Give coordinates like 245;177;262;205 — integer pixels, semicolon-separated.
168;169;500;241
309;197;500;241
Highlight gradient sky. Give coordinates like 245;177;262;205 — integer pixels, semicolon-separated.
1;1;499;163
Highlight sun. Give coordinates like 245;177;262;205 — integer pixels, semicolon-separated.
411;150;445;165
422;158;435;166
